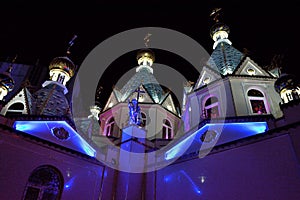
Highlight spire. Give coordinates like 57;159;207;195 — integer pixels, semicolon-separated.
66;34;78;56
47;35;77;86
207;8;244;75
136;33;155;74
209;8;232;49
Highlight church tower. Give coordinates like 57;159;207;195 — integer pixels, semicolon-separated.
1;37;77;121
182;8;283;133
94;48;181;150
272;73;300;126
33;55;76;118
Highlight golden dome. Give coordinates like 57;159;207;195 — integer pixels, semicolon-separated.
210;22;230;40
136;49;155;66
49;56;76;77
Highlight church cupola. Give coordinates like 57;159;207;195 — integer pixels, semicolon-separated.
49;56;76;85
0;60;15;101
136;48;155;74
274;73;300;104
48;35;77;86
209;8;232;49
206;8;244;76
33;35;78;118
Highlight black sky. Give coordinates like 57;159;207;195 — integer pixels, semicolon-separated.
0;0;299;106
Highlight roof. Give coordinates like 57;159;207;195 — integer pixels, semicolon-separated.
33;83;72;119
207;42;244;75
119;68;164;103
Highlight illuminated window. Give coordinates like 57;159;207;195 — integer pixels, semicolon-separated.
247;68;255;75
203;96;219;118
6;102;25;116
247;89;268;114
106;117;115;136
203;77;211;85
23;165;63;200
162;119;173;139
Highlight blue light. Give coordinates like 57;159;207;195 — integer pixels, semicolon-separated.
180;170;202;195
165;121;268;160
64;177;76;189
163;170;202;195
164;175;172;183
165;132;196;160
13;121;96;157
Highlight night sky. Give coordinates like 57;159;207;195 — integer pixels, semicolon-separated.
0;0;299;106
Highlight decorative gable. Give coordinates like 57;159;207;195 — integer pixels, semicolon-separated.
234;57;271;77
161;93;177;115
1;88;33;115
195;66;221;89
103;91;120;111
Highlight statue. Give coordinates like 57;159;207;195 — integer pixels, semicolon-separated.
128;98;142;126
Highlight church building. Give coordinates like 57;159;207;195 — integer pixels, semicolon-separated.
1;9;300;200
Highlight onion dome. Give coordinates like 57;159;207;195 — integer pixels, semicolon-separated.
49;56;76;78
0;66;14;92
136;48;155;66
274;73;300;93
210;22;230;42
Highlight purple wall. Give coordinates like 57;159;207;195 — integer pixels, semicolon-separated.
0;127;104;200
156;134;300;200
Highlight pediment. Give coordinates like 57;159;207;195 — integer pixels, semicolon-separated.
234;57;271;77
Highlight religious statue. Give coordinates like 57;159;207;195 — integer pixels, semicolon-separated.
128;98;142;126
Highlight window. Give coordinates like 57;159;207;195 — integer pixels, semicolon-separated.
23;165;63;200
203;96;219;118
140;112;147;127
203;77;211;85
105;117;115;136
247;68;255;75
6;102;25;116
162;119;173;139
58;75;65;84
247;89;268;114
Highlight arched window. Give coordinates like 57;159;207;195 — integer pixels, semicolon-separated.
247;89;268;114
203;96;219;118
162;119;173;139
140;112;147;127
6;102;25;116
106;117;115;136
23;165;63;200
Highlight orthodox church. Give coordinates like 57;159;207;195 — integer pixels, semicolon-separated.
1;10;300;200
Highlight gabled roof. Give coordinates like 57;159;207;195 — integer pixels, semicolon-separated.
119;68;164;103
194;66;222;90
207;42;244;75
234;57;272;77
103;91;120;111
161;93;178;115
33;83;72;119
0;87;34;115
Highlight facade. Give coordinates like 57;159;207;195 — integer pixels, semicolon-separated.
1;12;300;200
